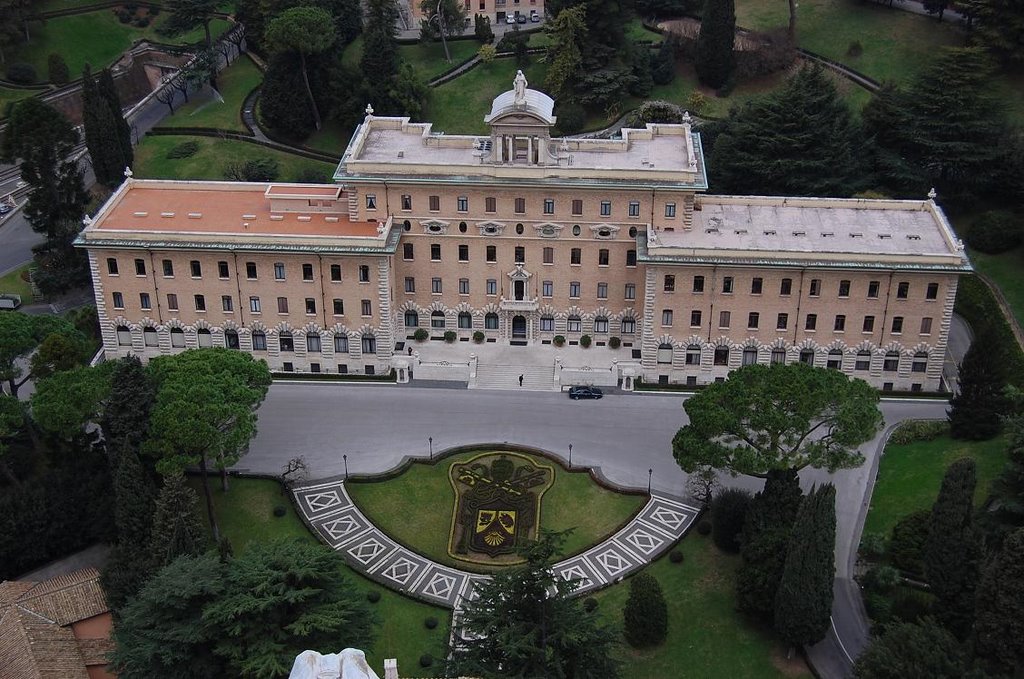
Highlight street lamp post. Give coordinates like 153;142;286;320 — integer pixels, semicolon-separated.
648;468;653;494
343;454;349;481
568;443;573;468
429;436;434;462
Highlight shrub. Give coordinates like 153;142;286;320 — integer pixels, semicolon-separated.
847;40;863;57
443;330;456;343
608;336;621;349
859;532;887;560
495;31;527;53
623;572;668;647
579;334;592;348
669;549;684;564
5;62;37;84
625;99;684;128
554;102;585;135
478;43;497;63
424;616;438;629
367;590;381;603
710;487;752;552
966;210;1022;254
863;590;892;623
862;564;902;593
553;335;565;347
166;140;201;159
474;14;494;43
272;505;287;517
149;5;160;15
473;330;484;343
223;157;280;182
696;519;712;536
890;420;949;445
116;8;132;23
888;510;930;576
686;89;707;115
889;587;934;623
134;16;150;27
583;597;598;612
419;654;433;668
47;54;69;85
413;328;429;341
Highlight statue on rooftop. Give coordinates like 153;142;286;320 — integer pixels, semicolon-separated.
513;69;528;105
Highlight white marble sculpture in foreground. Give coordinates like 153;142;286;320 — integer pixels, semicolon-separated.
288;648;382;679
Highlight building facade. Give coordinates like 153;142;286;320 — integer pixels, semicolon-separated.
405;0;542;27
78;75;971;391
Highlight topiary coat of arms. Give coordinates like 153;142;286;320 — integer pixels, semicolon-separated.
447;452;554;565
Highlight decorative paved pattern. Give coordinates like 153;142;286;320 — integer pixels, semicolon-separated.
293;477;699;610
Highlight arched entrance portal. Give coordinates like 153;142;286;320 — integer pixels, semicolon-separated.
512;315;527;340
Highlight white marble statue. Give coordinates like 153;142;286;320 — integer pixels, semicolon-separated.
288;648;381;679
513;69;528;105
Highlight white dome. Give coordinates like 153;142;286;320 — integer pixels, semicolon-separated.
485;88;556;125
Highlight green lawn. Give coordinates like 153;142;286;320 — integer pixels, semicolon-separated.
0;264;33;299
161;55;262;132
594;537;810;679
189;476;450;677
427;57;549;134
864;434;1009;538
399;40;481;82
346;449;646;572
304;119;353;157
734;0;963;84
13;11;231;84
967;246;1024;330
530;17;662;48
133;134;336;181
0;87;36;117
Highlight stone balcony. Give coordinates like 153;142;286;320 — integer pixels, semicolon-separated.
499;297;538;312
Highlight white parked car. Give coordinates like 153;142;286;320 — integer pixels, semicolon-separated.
530;9;541;22
504;14;516;24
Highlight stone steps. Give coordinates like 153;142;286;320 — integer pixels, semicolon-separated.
473;362;556;391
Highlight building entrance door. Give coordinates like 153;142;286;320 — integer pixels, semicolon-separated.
514;279;525;300
512;315;527;340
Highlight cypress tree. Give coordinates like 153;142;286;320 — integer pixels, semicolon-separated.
629;43;654;97
98;68;133;178
736;469;803;620
710;487;752;553
149;474;207;570
695;0;735;89
948;332;1007;440
923;458;982;640
82;66;121;187
972;528;1024;675
623;571;668;647
774;484;837;649
114;450;156;551
360;0;400;112
102;356;156;462
651;38;676;86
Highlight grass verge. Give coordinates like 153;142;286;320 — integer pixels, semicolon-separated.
346;448;646;572
0;264;33;299
133;134;336;181
966;246;1024;331
161;55;262;132
594;536;810;678
400;40;481;82
427;57;549;134
188;476;450;677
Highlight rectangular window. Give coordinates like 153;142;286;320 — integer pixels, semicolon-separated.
222;295;233;312
429;195;440;211
218;261;229;279
626;249;637;267
570;248;581;265
365;193;376;209
136;258;147;276
748;312;759;329
106;258;118;275
486;246;497;263
628;201;640;217
809;279;821;297
751;277;763;295
253;333;267;351
430;244;441;261
543;247;554;264
459;278;470;295
274;263;285;280
403;243;413;260
515;246;525;263
333;299;344;315
194;294;206;311
514;197;526;214
690;310;702;327
359;265;370;282
567;317;581;333
486;279;497;295
250;296;261;313
597;282;608;299
432;278;442;294
571;199;583;216
863;316;875;332
485;197;496;213
624;283;635;300
543;198;554;215
459;244;469;262
719;311;730;328
459;314;472;329
622;318;636;334
776;313;788;330
926;282;939;300
805;313;817;330
167;293;178;311
542;280;553;297
330;264;342;282
897;282;909;299
112;292;124;309
361;299;371;316
662;310;673;326
457;196;468;212
722;277;733;294
302;263;314;281
541;317;554;331
920;317;932;335
891;316;904;334
665;203;676;218
868;281;880;299
246;262;257;279
598;249;609;266
780;278;792;296
277;297;288;314
190;260;202;278
600;201;612;217
839;280;851;297
401;194;412;210
693;275;705;293
140;293;151;310
280;335;294;352
569;281;581;298
664;275;675;292
404;277;415;293
834;315;846;332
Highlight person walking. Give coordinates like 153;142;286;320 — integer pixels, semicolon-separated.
518;374;524;387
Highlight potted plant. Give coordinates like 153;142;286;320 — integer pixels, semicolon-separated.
473;330;485;343
553;335;565;347
609;336;621;349
413;328;429;342
444;330;457;343
580;334;592;348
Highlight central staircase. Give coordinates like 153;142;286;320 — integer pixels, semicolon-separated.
473;363;556;391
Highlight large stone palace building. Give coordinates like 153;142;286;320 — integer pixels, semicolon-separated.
77;74;971;392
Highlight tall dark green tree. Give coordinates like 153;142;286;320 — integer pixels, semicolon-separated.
101;356;156;461
82;66;133;188
983;400;1024;547
774;484;836;649
923;458;982;640
972;528;1024;675
446;531;620;678
166;0;220;46
258;52;317;138
736;469;804;620
623;571;668;648
98;68;133;173
861;82;929;197
948;332;1007;440
0;0;32;65
101;449;157;610
264;6;336;131
651;37;676;85
709;66;869;197
149;474;207;570
544;5;587;103
360;0;400;109
695;0;735;88
629;43;653;97
967;0;1024;63
853;618;967;679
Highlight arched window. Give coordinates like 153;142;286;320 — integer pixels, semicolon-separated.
252;331;266;351
458;312;472;329
742;347;758;365
279;332;294;352
714;346;729;366
685;344;701;365
334;334;349;353
770;348;786;364
197;328;213;348
799;349;814;365
225;329;240;349
884;351;900;372
431;310;446;329
404;311;419;328
657;343;673;364
362;334;377;354
540;315;554;332
855;350;872;371
485;313;499;330
567;315;581;333
912;351;928;373
306;332;321;353
593;316;609;333
827;349;842;369
143;327;158;347
168;327;185;348
621;317;636;334
116;325;132;346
